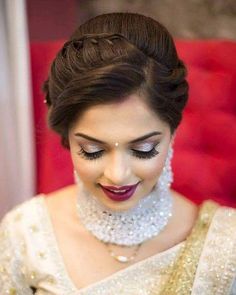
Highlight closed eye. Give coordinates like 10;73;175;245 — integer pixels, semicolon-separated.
77;143;160;161
77;148;104;160
131;147;159;159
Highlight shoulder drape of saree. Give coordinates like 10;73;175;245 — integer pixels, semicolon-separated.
159;201;218;295
191;204;236;295
158;201;236;295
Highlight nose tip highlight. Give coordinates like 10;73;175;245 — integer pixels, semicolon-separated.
103;154;131;185
104;167;131;186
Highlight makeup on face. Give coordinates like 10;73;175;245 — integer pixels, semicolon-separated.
69;93;172;209
74;131;162;145
74;131;162;161
99;182;140;202
72;132;164;202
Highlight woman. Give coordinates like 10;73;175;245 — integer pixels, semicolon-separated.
0;12;236;295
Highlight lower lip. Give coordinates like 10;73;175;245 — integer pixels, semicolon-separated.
100;183;139;202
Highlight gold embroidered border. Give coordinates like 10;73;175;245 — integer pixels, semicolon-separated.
158;201;218;295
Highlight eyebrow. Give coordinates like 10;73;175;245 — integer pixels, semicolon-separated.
74;131;162;144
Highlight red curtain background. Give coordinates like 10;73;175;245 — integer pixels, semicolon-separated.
30;40;236;207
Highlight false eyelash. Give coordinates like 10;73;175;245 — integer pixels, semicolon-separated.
77;148;104;160
131;147;159;159
77;146;159;161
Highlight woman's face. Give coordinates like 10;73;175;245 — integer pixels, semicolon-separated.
69;94;173;211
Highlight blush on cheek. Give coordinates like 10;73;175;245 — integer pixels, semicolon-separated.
74;160;101;185
143;165;163;180
75;166;93;181
138;156;166;180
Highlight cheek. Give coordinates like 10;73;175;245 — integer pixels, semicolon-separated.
138;158;165;180
71;151;101;183
135;149;168;180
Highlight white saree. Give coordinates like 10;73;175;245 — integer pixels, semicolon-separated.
0;195;236;295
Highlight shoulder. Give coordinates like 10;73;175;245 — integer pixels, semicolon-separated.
192;202;236;293
199;201;236;251
208;202;236;252
0;184;78;244
217;202;236;216
197;200;236;244
0;196;47;293
0;195;44;229
45;184;77;213
210;201;236;230
0;195;47;254
1;184;77;229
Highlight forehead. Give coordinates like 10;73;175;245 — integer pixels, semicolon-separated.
70;94;169;138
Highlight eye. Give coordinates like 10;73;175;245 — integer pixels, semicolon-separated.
77;143;160;161
131;143;159;159
77;148;104;160
131;147;159;159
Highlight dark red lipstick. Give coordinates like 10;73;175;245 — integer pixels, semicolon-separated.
100;182;140;202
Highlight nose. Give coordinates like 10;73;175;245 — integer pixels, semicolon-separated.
103;151;131;185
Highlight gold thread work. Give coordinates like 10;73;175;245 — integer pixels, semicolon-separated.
159;201;219;295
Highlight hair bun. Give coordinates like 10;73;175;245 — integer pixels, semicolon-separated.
43;13;189;149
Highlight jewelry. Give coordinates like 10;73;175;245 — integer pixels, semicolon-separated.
105;242;143;263
75;146;174;246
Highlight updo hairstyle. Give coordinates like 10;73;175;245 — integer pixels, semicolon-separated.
43;12;189;149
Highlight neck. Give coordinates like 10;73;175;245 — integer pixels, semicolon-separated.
75;175;173;246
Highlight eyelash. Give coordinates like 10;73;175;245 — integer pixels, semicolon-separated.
77;146;160;161
132;148;159;159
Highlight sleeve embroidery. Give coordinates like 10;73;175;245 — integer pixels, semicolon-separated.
0;214;33;295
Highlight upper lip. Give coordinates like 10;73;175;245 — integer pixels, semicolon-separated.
100;182;139;191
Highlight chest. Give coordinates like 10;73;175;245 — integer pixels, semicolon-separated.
54;225;149;289
49;204;188;290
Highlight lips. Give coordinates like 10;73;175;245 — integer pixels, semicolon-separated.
100;182;140;202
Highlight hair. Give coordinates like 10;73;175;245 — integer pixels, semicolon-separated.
43;12;189;149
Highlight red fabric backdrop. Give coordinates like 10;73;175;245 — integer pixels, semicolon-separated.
30;40;236;207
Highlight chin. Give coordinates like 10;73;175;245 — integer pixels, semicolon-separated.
99;194;142;212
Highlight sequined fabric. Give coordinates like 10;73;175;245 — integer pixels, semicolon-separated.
160;201;219;294
0;196;236;295
0;197;77;295
192;206;236;294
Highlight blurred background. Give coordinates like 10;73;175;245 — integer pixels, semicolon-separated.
27;0;236;41
0;0;236;218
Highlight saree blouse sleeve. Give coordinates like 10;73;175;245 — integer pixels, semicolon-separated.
0;208;33;294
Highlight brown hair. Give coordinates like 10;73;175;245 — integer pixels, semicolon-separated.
43;12;188;148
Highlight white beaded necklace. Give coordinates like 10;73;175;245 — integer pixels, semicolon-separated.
75;147;174;247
